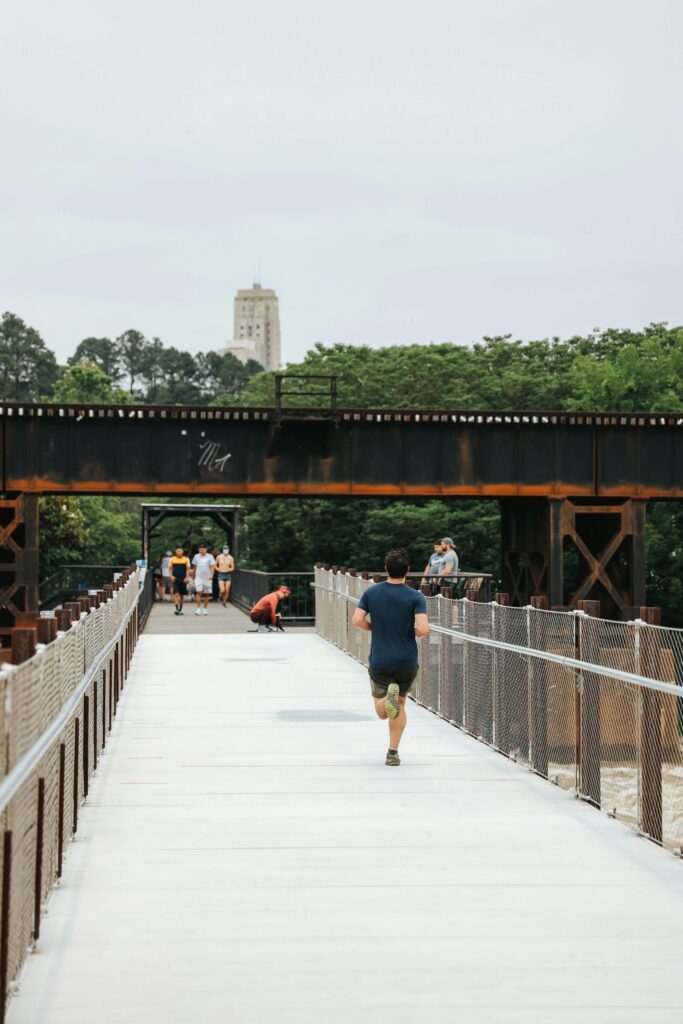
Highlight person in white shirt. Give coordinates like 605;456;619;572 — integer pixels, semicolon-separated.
159;550;173;601
192;543;216;616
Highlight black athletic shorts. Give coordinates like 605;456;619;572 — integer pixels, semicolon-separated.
368;665;418;699
172;579;187;595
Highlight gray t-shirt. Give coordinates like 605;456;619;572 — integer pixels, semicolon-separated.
440;549;459;575
427;552;443;576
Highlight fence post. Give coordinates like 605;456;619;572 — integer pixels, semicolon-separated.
36;616;57;645
639;606;663;843
11;627;36;665
494;593;510;752
463;591;478;735
578;599;601;807
439;588;453;719
33;777;45;943
57;744;65;877
529;596;549;776
83;696;89;798
55;608;72;632
73;718;80;834
0;830;12;1023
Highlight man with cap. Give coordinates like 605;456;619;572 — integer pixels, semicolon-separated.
440;537;459;583
215;545;235;607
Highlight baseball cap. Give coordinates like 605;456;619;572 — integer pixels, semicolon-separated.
441;537;455;547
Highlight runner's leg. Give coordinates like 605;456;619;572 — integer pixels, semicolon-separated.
388;695;408;749
373;697;388;720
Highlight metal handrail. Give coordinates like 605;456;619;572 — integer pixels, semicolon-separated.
311;583;683;699
0;580;142;815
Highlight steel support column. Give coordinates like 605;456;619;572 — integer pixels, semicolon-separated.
0;493;39;638
500;496;648;618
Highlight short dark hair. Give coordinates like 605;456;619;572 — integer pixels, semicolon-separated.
385;548;409;578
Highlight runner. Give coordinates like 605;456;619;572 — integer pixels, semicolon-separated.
215;545;235;607
192;542;216;615
169;547;191;616
249;586;291;632
352;548;429;766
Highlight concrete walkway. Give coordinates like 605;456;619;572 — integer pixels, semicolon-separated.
8;632;683;1023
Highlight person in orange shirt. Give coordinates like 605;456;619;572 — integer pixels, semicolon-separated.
250;586;291;632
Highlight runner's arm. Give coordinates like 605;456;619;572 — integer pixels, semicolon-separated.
415;613;430;637
352;607;371;632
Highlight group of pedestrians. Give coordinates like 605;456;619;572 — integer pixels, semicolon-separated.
422;536;458;594
157;543;235;615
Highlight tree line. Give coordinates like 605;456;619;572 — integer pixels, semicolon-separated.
3;310;683;624
0;312;263;405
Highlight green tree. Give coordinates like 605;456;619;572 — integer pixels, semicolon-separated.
68;337;121;380
153;347;201;404
38;497;87;576
52;364;133;404
139;336;165;403
0;311;59;400
116;329;149;395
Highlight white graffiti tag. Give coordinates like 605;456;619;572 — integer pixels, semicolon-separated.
198;439;232;473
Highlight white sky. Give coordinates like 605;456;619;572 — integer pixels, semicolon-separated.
1;0;682;364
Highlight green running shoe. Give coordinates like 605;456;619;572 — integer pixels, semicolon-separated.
385;749;401;766
384;683;400;720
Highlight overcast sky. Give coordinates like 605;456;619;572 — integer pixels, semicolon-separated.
1;0;682;365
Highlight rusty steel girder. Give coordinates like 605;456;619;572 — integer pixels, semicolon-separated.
1;402;683;497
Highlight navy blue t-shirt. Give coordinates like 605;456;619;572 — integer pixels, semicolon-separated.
357;582;427;670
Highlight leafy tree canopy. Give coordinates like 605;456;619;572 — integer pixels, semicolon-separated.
0;311;59;401
52;364;133;404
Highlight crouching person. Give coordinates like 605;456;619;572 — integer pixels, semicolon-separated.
250;586;291;632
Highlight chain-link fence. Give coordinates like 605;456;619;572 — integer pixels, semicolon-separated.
314;566;683;854
0;570;143;1021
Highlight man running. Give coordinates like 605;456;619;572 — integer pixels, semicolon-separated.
352;548;429;766
169;547;191;616
192;542;216;616
215;545;235;607
249;586;291;632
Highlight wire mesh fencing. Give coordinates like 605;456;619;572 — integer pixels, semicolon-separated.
0;570;143;1021
314;566;683;855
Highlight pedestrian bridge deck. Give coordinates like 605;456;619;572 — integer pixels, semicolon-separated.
7;614;683;1023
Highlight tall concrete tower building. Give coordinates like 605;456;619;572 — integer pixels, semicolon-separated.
232;283;281;371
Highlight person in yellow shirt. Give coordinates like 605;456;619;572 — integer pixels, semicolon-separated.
168;547;191;616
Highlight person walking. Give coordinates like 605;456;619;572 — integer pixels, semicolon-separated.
159;550;173;601
352;548;429;766
169;547;191;616
249;586;291;632
192;542;216;615
215;546;235;607
422;539;444;596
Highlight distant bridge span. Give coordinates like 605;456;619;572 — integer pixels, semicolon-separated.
1;401;683;625
2;401;683;498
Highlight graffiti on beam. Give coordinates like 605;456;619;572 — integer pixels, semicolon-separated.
198;439;232;473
